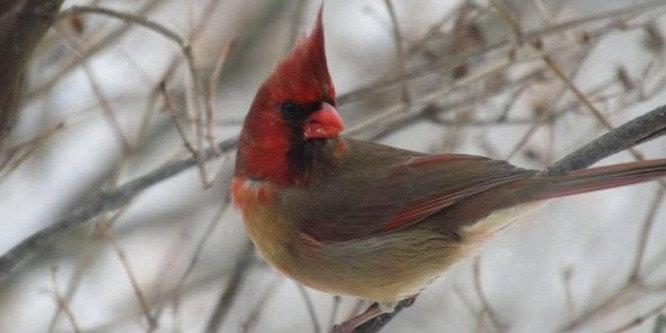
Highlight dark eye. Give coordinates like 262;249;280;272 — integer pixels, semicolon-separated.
280;102;299;118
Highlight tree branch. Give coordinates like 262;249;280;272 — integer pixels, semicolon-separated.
0;137;237;278
546;105;666;175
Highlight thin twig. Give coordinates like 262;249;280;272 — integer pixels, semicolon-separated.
27;1;163;99
607;298;666;333
59;5;219;185
453;283;482;324
242;276;284;332
564;284;644;331
102;228;157;330
345;58;512;138
561;266;575;321
58;6;184;45
473;257;504;331
82;61;131;153
488;0;648;163
47;224;100;333
204;241;255;333
44;48;167;330
154;197;230;321
297;284;322;333
159;82;200;159
337;0;666;105
162;82;216;187
629;188;665;281
0;122;64;180
406;3;469;58
502;7;601;161
328;296;342;333
383;0;411;105
50;267;82;333
206;39;236;155
562;188;666;331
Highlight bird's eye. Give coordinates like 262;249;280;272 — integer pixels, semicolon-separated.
280;102;299;118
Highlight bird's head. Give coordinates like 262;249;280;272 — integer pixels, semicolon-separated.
236;7;345;186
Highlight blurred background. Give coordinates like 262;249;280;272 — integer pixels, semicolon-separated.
1;0;666;332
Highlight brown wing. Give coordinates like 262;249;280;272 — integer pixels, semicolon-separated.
291;139;537;242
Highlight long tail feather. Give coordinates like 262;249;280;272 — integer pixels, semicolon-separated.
534;159;666;200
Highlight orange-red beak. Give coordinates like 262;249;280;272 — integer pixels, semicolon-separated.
303;102;344;140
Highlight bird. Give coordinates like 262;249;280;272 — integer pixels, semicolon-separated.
231;7;666;332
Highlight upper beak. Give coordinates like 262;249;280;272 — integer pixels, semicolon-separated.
303;102;344;140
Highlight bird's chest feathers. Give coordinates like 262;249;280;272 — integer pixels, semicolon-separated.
231;178;298;272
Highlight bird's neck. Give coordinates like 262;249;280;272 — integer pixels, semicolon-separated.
236;133;345;187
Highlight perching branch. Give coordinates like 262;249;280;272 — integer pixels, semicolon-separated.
546;106;666;175
356;103;666;332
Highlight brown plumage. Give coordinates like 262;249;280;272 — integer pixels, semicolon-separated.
231;7;666;331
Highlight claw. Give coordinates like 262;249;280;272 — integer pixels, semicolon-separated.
330;296;419;332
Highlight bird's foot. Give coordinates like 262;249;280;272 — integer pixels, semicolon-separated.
330;296;419;333
331;322;356;333
330;303;382;333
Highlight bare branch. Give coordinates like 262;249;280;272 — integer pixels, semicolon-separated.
608;298;666;333
327;296;342;333
0;137;238;277
383;0;410;105
204;241;255;333
629;188;665;281
102;227;157;330
297;284;322;333
473;257;504;331
26;1;163;99
337;0;666;106
50;267;82;333
57;6;184;45
546;105;666;175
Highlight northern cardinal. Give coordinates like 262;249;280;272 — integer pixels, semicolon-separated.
232;8;666;332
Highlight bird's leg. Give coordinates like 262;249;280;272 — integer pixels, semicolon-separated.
331;296;418;333
401;295;418;307
331;302;383;333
